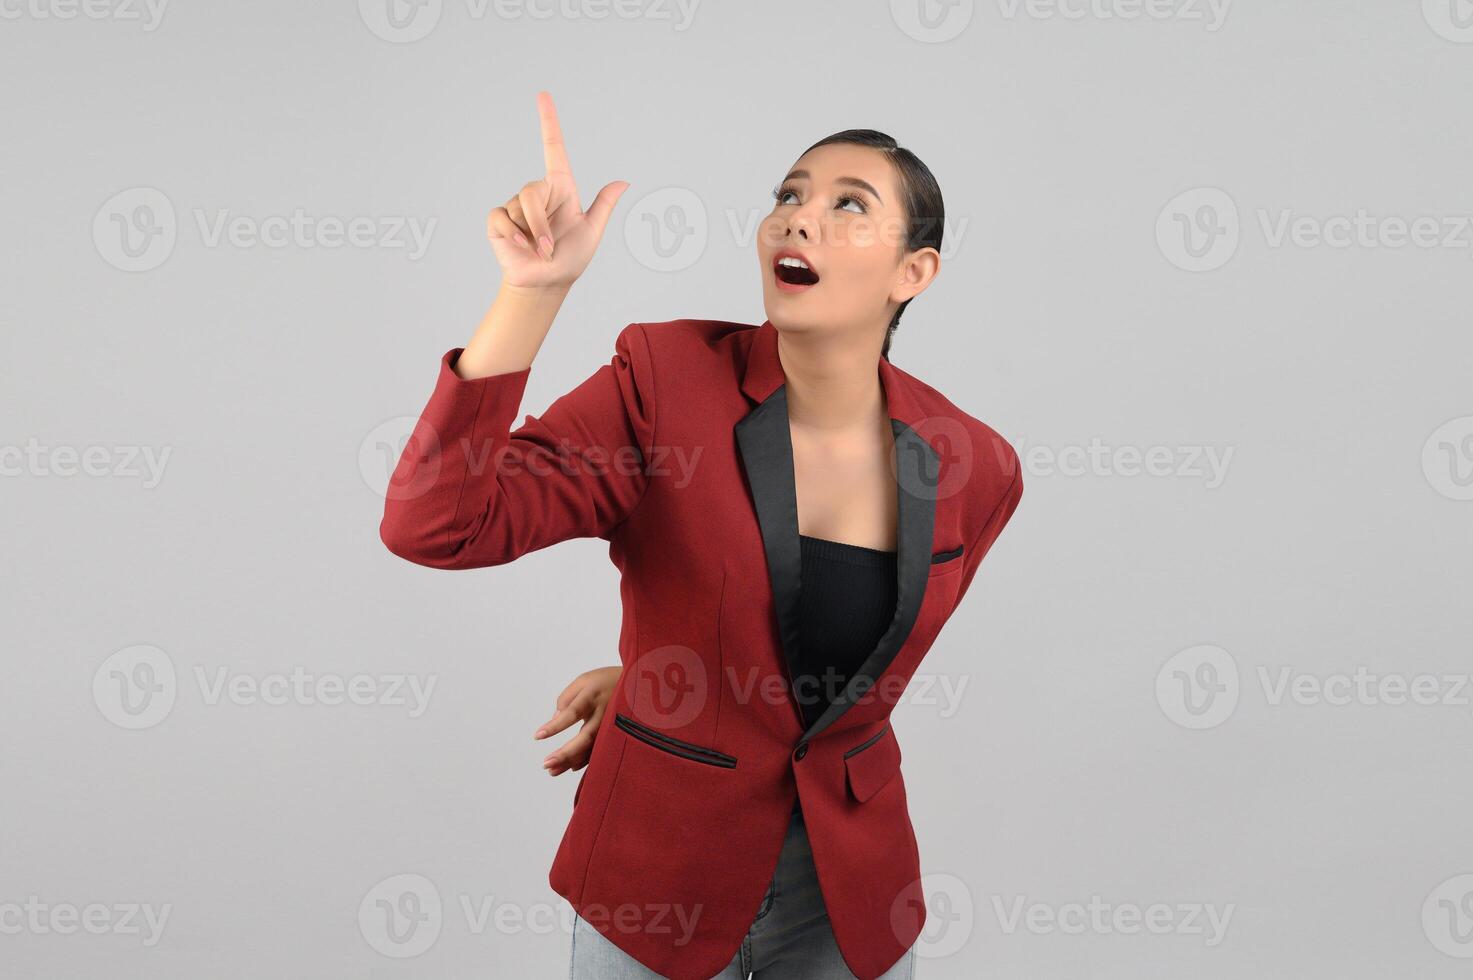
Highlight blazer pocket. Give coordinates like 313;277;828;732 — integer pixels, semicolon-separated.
613;713;738;769
844;724;901;803
930;544;964;567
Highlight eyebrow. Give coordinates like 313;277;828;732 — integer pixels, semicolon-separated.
783;169;884;205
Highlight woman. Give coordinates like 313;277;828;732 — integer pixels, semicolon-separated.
380;91;1024;979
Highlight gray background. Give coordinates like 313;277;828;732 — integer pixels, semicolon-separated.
4;1;1472;977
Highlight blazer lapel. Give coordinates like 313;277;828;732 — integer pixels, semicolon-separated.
733;385;805;715
733;320;939;743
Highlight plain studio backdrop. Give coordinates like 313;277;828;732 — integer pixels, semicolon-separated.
3;2;1471;978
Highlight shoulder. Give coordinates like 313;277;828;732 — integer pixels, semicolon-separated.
887;359;1023;517
613;318;762;395
620;317;759;358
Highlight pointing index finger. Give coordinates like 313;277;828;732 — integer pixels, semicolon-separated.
537;90;572;177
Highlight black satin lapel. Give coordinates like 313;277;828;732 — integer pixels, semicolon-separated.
733;385;805;719
801;420;938;742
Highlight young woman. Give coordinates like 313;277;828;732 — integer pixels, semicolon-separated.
380;91;1024;980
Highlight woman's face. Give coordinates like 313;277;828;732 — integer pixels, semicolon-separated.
757;142;934;343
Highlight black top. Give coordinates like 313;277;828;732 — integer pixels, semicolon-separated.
791;534;897;814
792;534;899;733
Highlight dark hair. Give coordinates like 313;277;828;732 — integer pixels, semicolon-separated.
799;129;944;361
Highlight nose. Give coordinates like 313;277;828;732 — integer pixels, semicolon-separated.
786;209;818;243
765;196;823;251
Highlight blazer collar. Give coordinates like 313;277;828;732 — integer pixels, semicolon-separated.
740;319;928;428
734;318;938;744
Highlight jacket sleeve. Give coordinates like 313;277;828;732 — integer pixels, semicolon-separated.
951;448;1024;610
379;322;658;569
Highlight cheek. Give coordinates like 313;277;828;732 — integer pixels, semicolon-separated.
827;241;895;297
840;213;888;250
757;214;786;251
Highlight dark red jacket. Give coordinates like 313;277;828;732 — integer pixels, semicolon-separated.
380;317;1023;979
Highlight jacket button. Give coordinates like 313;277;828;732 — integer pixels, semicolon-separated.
794;741;809;761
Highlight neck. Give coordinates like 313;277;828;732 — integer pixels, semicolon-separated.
776;327;889;432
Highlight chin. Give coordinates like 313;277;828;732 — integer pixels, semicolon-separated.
762;291;816;334
761;306;809;336
764;298;838;336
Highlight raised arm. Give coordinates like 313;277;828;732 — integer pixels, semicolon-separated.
379;91;640;569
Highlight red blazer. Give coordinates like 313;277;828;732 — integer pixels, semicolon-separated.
380;317;1023;979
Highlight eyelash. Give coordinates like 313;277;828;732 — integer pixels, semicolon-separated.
771;183;868;214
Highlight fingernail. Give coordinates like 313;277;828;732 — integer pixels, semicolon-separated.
539;236;553;259
513;232;529;249
534;728;547;738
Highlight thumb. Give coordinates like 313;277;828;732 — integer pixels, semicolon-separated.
584;180;630;237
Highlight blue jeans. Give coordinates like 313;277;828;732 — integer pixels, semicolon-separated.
568;806;917;979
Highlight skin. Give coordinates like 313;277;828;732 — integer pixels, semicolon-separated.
757;142;941;552
452;90;629;383
506;98;942;774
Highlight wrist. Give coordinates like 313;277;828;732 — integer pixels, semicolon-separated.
499;280;573;301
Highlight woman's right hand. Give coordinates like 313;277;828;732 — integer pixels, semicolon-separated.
487;91;630;291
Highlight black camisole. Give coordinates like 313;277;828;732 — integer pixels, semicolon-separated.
792;534;899;735
790;534;897;813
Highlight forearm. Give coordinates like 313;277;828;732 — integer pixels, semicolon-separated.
454;280;572;380
381;319;656;569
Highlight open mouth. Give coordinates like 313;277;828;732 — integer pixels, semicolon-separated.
774;254;820;288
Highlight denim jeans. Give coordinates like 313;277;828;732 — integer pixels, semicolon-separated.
568;806;917;979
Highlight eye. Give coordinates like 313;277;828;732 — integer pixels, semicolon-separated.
770;183;869;214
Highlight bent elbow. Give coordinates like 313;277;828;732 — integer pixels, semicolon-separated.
379;512;516;569
380;517;431;566
378;513;458;568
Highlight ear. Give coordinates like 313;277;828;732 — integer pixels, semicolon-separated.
891;246;940;305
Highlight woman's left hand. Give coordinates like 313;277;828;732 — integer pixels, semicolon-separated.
534;666;622;775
